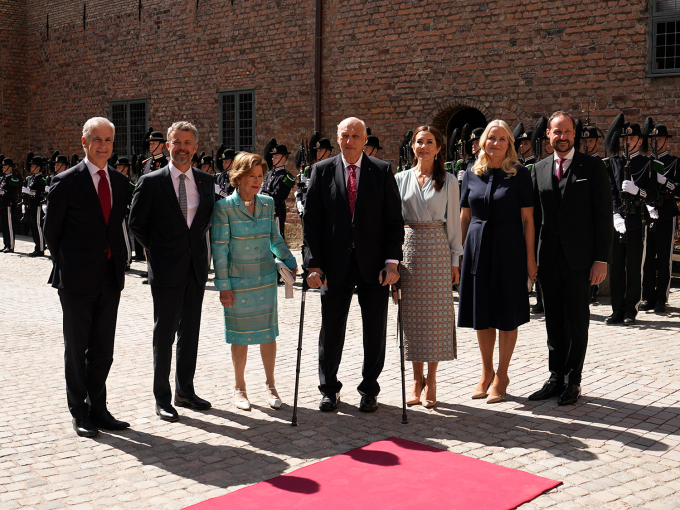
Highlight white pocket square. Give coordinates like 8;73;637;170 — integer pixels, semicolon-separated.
575;179;587;182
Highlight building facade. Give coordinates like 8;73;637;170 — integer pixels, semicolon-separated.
2;0;680;224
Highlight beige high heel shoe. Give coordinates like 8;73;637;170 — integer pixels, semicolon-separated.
487;377;509;404
234;389;251;410
266;386;282;409
472;373;495;399
406;377;426;406
422;380;437;408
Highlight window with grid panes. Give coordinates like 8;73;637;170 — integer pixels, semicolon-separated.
219;90;255;152
650;0;680;75
109;99;148;157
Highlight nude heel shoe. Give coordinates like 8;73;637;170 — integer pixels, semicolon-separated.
422;380;437;408
487;377;509;404
266;386;282;409
234;389;251;410
406;377;426;406
472;372;495;399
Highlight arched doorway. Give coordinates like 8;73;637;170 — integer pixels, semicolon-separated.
446;107;487;138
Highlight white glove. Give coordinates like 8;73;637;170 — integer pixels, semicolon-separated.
613;213;626;234
45;185;52;193
647;205;659;219
457;170;465;182
657;173;667;185
0;190;5;196
296;200;304;216
22;186;30;194
214;184;221;194
622;180;639;195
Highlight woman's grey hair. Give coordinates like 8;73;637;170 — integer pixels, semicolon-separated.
337;117;367;137
82;117;115;141
167;121;199;145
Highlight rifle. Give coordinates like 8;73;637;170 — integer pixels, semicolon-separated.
620;134;632;243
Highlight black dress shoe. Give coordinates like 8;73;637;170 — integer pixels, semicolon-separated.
174;394;212;410
89;409;130;431
156;404;179;422
527;380;565;401
319;392;340;412
623;314;636;326
654;303;666;313
557;384;581;406
28;250;44;257
531;302;544;314
73;417;99;438
639;300;654;311
605;312;624;325
359;395;379;412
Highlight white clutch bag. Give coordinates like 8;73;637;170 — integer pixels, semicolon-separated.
276;262;295;299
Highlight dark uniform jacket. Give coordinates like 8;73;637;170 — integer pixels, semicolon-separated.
25;173;47;209
656;152;680;220
0;175;21;207
606;153;659;231
261;166;293;213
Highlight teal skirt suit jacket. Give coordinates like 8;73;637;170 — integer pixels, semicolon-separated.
211;192;298;344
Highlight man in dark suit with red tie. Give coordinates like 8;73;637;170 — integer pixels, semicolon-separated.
44;117;131;437
129;122;215;422
528;111;613;406
304;117;404;413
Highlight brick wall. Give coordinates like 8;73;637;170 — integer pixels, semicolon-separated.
5;0;680;223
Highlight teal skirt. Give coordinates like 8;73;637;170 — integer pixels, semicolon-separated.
223;271;279;345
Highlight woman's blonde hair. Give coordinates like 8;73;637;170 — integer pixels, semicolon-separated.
229;152;267;187
472;120;520;177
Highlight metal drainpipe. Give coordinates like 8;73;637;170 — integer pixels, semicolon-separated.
314;0;322;132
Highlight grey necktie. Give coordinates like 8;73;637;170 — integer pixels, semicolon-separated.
179;174;187;222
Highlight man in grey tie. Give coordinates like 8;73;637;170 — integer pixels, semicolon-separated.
129;122;215;422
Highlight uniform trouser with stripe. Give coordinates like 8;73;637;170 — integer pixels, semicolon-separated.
28;207;45;252
122;217;132;266
275;203;286;242
610;227;646;316
1;206;14;250
642;218;676;305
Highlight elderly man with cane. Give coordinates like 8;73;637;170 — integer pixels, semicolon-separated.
303;117;404;413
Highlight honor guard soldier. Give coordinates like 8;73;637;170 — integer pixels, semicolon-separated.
23;156;48;256
604;116;659;325
0;159;21;253
295;135;333;226
640;123;680;313
215;147;236;200
580;126;602;158
454;126;484;183
142;130;168;175
261;139;296;242
199;154;214;175
114;157;136;268
363;130;382;158
517;129;535;165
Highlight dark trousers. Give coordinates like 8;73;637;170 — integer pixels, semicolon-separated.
1;206;14;249
28;207;45;252
611;228;645;315
538;247;591;385
59;260;120;418
642;219;675;305
150;271;206;406
122;217;132;266
318;252;389;397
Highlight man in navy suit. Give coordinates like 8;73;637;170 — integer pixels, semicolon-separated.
304;117;404;413
44;117;131;437
129;122;215;422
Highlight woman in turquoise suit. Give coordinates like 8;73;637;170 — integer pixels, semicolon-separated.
211;152;298;411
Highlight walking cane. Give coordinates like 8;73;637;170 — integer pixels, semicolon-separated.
384;270;408;425
291;271;325;426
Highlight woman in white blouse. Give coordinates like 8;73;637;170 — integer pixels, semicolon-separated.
395;125;463;407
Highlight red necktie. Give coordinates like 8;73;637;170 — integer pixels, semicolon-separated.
97;170;111;258
556;158;564;181
347;165;357;216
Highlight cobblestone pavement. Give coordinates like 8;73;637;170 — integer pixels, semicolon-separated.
1;237;680;510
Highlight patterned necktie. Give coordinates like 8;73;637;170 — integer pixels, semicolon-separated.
97;170;111;259
179;173;188;222
556;158;565;181
347;164;357;216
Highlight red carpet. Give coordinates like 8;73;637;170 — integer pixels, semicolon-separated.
185;437;561;510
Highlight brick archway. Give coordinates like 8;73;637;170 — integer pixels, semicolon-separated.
429;99;493;136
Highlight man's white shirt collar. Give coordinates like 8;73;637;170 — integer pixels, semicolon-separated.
169;161;194;181
553;147;575;162
84;157;109;176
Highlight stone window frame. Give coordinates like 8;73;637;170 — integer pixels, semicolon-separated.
648;0;680;76
218;89;256;152
109;98;148;158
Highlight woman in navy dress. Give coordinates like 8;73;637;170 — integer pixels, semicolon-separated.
458;120;537;404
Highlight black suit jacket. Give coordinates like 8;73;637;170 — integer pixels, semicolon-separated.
302;153;404;284
44;161;130;293
129;166;214;287
532;151;613;272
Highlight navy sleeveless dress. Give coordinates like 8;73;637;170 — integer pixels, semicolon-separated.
457;166;533;331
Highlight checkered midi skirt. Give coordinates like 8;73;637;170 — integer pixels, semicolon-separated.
401;222;457;362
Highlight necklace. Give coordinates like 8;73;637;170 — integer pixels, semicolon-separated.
244;199;255;206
